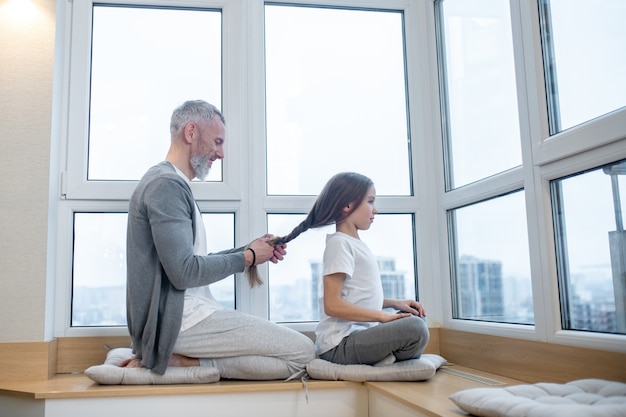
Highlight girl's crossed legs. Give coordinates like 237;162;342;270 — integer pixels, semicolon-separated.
320;315;429;365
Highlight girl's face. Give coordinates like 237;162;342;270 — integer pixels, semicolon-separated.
344;185;378;233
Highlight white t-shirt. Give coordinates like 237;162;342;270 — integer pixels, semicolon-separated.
173;166;223;332
314;232;384;355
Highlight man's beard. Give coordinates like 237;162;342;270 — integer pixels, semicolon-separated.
190;154;211;181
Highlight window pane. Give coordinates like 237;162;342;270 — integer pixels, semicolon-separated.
438;0;522;189
72;212;235;327
449;191;534;324
551;159;626;334
72;213;128;326
540;0;626;133
265;5;411;195
88;6;222;181
268;214;417;322
202;213;235;310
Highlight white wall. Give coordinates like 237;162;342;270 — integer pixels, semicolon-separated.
0;0;56;342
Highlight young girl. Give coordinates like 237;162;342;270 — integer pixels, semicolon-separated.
268;172;430;365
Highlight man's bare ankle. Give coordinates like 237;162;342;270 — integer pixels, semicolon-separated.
169;353;199;367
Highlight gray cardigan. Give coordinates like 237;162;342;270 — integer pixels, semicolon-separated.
126;161;246;374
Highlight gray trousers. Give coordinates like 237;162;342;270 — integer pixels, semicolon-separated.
173;310;316;380
319;316;430;365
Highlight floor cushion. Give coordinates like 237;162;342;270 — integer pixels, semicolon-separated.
306;353;447;382
84;347;220;385
449;378;626;417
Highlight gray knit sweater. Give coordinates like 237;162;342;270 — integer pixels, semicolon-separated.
126;161;246;374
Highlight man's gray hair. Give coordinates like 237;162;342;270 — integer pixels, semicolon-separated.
170;100;225;134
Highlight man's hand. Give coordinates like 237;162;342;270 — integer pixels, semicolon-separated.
248;235;287;265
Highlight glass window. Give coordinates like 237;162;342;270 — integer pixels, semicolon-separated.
71;212;235;327
69;4;229;329
88;5;222;182
539;0;626;133
437;0;522;189
265;5;411;196
202;213;236;310
551;159;626;334
268;213;417;322
449;191;534;324
72;213;128;327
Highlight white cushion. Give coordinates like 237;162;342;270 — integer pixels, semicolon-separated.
84;347;220;385
306;354;447;382
449;378;626;417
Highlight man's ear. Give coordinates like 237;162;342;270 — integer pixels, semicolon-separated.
183;122;196;144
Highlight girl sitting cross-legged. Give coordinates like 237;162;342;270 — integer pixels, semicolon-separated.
266;172;430;366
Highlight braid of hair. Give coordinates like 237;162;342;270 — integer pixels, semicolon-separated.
244;218;314;288
274;219;311;246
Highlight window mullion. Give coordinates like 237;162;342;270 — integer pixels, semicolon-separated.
238;0;268;318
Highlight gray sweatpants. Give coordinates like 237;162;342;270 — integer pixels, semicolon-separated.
173;310;316;380
319;315;430;365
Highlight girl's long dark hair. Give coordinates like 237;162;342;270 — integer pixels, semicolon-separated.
247;172;373;287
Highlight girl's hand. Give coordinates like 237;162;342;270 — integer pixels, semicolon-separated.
386;299;426;317
379;311;411;323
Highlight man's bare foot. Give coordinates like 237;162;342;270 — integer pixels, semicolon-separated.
169;353;199;367
117;353;199;368
118;357;144;368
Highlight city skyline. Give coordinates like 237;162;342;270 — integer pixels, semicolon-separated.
72;264;614;333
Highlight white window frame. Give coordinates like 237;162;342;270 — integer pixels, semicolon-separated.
63;0;244;201
435;0;626;353
53;0;434;337
246;0;437;326
51;0;626;354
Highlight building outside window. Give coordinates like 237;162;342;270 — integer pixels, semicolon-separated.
551;159;626;334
